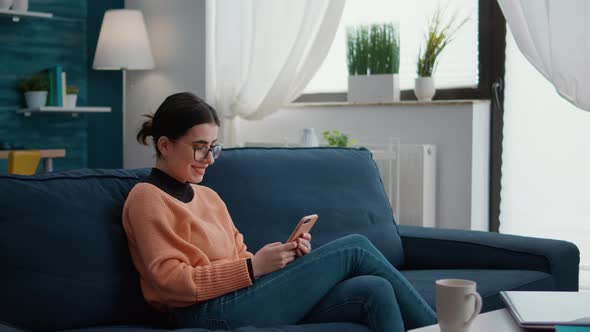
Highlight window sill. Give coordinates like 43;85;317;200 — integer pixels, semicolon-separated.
293;87;486;104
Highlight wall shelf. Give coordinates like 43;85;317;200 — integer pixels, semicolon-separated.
0;9;53;22
18;106;111;117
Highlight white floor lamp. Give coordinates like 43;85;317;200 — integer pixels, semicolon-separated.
92;9;154;168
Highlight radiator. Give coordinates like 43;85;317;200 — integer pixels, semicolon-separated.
371;144;437;228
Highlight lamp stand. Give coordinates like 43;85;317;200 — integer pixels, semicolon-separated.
122;68;127;168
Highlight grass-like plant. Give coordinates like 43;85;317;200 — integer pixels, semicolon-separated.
66;85;79;94
347;23;400;76
18;73;49;92
417;6;469;77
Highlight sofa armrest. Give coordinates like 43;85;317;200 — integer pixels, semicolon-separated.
398;225;580;291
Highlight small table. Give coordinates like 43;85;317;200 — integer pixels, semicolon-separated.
409;309;527;332
0;149;66;172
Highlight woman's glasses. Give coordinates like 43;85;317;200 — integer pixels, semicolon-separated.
192;144;223;161
172;140;223;161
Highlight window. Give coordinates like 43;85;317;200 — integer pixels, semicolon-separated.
501;29;590;290
303;0;479;94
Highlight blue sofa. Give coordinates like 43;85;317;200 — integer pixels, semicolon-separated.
0;148;579;332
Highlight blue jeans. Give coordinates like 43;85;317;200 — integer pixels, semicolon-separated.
173;234;437;331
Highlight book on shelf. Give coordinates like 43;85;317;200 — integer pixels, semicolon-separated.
47;68;54;106
55;65;62;107
47;65;64;107
61;71;67;107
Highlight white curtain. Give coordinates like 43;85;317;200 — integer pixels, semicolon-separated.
497;0;590;112
499;0;590;290
206;0;346;146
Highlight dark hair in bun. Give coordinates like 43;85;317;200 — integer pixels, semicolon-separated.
136;92;220;158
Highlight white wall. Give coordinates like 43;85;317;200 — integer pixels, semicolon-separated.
124;0;207;169
236;101;490;230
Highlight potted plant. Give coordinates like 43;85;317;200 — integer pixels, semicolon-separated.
18;73;49;109
323;130;358;147
347;23;400;102
415;6;468;101
66;85;79;108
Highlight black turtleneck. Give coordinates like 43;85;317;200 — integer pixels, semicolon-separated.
145;168;194;203
142;167;255;282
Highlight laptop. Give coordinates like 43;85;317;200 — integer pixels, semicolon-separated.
500;291;590;329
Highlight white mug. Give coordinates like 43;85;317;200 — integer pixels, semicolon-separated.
436;279;482;332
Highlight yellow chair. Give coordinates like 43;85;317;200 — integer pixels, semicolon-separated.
7;150;42;175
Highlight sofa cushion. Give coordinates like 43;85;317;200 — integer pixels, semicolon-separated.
0;169;159;332
200;148;404;267
401;269;554;313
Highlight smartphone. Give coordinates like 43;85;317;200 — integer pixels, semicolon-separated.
286;214;318;243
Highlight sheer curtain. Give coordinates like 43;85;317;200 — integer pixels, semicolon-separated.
501;27;590;289
206;0;345;146
497;0;590;112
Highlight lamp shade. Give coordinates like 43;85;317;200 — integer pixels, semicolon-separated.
93;9;154;70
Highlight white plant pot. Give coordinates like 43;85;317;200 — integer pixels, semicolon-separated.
414;77;436;102
348;74;400;103
24;91;48;109
0;0;13;10
66;94;78;108
11;0;28;11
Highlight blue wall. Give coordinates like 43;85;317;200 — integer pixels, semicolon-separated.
0;0;123;172
87;0;123;169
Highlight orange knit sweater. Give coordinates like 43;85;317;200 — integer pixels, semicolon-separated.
122;183;254;309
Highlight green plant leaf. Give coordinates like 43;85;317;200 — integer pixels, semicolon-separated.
416;6;470;77
18;73;49;92
322;130;357;147
66;85;79;94
347;22;400;76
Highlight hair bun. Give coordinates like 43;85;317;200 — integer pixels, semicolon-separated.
136;113;155;145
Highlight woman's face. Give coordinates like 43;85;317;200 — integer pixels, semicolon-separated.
158;122;219;184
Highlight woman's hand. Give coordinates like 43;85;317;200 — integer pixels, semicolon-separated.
295;232;312;257
251;242;298;278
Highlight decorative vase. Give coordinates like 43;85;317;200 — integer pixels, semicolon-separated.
66;94;77;108
0;0;13;10
348;74;400;103
414;77;436;101
24;91;48;109
301;128;319;147
11;0;27;11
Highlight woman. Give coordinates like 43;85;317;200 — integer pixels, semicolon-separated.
122;92;436;331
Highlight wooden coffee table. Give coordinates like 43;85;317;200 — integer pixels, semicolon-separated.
409;309;527;332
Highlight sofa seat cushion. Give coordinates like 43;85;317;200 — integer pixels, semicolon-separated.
401;269;554;313
59;322;370;332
